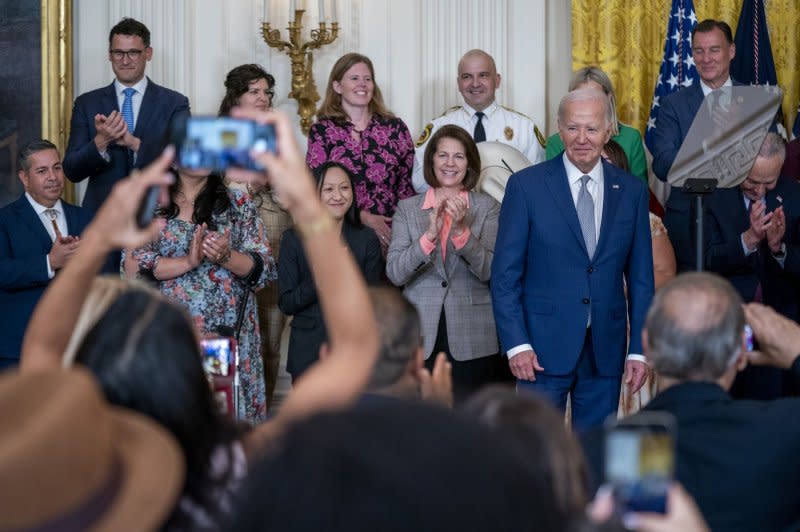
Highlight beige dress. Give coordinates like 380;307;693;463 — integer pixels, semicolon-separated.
617;213;666;417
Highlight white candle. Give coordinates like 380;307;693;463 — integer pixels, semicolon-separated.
318;0;325;20
290;0;296;13
331;0;337;22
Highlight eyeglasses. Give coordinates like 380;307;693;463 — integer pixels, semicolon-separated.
109;49;145;61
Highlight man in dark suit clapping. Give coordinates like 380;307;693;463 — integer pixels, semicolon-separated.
0;140;91;370
64;17;189;214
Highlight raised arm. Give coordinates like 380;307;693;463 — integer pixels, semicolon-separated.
228;109;379;445
20;150;175;372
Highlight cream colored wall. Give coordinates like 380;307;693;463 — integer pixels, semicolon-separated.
73;0;571;151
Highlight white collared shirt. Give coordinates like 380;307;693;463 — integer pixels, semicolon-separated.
563;153;604;242
114;77;149;131
24;193;67;278
412;99;545;192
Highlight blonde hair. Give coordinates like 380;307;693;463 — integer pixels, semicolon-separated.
569;66;620;137
62;276;163;367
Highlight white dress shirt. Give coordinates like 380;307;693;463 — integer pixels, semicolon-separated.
25;193;68;279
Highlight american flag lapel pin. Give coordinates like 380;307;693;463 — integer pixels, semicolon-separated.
777;195;783;204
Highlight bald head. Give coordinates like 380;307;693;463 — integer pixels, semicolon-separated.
645;273;744;381
457;49;500;111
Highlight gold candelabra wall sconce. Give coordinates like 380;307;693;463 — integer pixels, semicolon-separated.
262;9;339;135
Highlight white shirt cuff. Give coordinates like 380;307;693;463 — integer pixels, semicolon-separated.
626;353;647;364
507;344;533;359
45;255;55;279
741;233;757;256
98;149;111;162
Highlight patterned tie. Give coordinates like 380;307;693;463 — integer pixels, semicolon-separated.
44;208;60;240
473;111;486;143
121;87;136;132
577;175;596;258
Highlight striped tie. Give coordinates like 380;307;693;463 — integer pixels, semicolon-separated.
121;87;136;132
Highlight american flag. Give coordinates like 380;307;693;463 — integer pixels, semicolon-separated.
644;0;698;152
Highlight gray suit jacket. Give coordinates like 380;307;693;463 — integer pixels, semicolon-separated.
387;191;499;361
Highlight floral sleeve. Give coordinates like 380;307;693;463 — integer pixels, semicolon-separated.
393;119;416;201
305;121;330;170
229;189;277;290
132;233;161;272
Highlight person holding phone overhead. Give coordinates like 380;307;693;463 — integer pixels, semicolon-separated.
306;53;415;255
132;166;275;423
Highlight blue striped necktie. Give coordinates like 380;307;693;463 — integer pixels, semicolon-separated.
121;87;136;132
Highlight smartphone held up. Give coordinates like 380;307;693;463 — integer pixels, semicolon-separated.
604;412;676;514
170;116;278;172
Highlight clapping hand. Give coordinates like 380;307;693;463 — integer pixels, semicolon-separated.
765;206;785;254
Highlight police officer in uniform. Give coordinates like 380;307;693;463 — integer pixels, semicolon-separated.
412;49;545;192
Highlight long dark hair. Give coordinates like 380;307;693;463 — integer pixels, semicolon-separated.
313;161;362;228
159;169;230;230
218;64;275;117
74;291;242;527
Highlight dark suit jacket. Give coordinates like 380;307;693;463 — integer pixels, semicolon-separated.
63;78;190;213
278;223;382;377
705;177;800;318
0;196;91;366
582;383;800;532
491;157;654;377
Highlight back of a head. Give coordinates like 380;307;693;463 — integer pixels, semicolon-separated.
366;286;421;390
228;401;569;532
73;291;237;487
464;386;590;515
646;273;744;382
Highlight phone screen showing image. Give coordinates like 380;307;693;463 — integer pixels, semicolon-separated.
605;413;675;514
173;116;278;172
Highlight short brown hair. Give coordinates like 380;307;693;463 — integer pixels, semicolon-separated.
316;53;394;122
422;125;481;190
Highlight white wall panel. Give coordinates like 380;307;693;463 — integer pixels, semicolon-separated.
73;0;569;153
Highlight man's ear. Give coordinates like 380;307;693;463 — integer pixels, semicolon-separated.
407;347;425;375
17;169;29;192
494;73;502;90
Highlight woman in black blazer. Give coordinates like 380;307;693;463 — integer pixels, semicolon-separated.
278;161;383;381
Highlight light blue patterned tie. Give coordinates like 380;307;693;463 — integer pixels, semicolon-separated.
577;175;596;258
121;87;136;132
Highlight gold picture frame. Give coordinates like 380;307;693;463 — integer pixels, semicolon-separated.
40;0;74;203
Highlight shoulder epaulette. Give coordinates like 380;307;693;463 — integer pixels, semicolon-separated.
416;123;434;147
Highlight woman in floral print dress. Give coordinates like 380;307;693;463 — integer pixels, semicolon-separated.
306;53;415;255
133;168;276;423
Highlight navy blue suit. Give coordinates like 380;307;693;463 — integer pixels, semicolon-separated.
491;157;654;428
704;178;800;398
64;79;190;213
0;196;91;369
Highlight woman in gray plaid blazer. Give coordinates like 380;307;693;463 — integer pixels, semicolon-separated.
387;125;500;402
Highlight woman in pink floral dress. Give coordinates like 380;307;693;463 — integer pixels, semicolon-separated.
306;53;415;254
133;168;276;423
